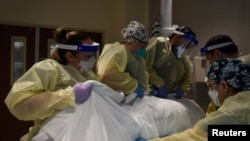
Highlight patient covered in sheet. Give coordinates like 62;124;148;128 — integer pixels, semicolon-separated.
32;80;205;141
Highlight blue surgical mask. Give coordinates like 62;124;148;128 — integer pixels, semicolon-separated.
135;48;146;57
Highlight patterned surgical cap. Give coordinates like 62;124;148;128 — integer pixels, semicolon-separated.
207;58;250;91
121;21;149;43
207;58;233;84
222;59;250;91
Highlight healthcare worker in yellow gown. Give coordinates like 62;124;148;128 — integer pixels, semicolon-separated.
200;34;250;115
145;26;199;99
4;26;100;141
96;21;151;97
149;58;250;141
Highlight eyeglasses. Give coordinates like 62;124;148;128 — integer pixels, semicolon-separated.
131;36;148;45
206;81;218;90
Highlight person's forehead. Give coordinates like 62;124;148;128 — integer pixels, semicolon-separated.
81;38;93;44
205;53;215;59
207;78;216;83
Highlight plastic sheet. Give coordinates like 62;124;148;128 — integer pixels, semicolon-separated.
33;80;205;141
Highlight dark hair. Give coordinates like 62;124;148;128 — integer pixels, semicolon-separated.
169;26;196;39
205;34;238;55
50;26;90;65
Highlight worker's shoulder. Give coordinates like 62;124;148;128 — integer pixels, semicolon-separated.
103;42;123;50
33;59;61;70
149;36;168;43
148;37;170;48
104;42;122;47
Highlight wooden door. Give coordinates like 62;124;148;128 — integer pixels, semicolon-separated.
0;24;36;141
39;27;55;59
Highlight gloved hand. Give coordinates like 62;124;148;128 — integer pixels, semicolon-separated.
135;137;147;141
156;85;168;98
149;85;156;95
175;87;184;99
117;90;126;104
135;84;145;98
73;82;93;103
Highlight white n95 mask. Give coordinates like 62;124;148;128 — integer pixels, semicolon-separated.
208;89;221;107
79;56;96;72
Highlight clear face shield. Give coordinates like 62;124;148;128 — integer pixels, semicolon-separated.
175;32;199;58
57;42;100;72
78;42;100;61
200;42;235;56
200;42;235;74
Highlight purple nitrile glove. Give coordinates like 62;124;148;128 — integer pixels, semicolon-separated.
156;85;168;98
175;87;184;99
73;82;93;103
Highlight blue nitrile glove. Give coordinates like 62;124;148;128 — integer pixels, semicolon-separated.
135;137;147;141
156;85;168;98
73;82;93;103
175;87;184;99
149;85;157;95
135;84;145;98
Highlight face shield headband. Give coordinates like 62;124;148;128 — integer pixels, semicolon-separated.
131;36;148;45
175;32;199;58
200;42;234;55
57;42;100;52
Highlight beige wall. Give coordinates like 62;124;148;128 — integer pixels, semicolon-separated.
1;0;249;55
0;0;149;43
